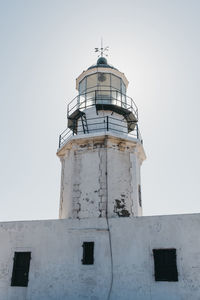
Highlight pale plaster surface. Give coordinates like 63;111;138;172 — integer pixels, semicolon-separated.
0;214;199;299
58;133;145;219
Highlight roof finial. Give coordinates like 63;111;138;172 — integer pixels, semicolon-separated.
95;38;109;58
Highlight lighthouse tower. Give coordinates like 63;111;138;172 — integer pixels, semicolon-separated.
57;55;145;219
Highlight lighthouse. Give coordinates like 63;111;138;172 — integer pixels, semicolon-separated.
0;51;200;300
57;54;146;219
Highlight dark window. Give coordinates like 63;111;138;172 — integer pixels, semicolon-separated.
138;184;142;207
11;252;31;287
82;242;94;265
153;249;178;281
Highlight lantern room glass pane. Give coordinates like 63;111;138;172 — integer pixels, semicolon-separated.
97;73;111;87
121;81;126;106
96;90;111;104
87;74;97;90
111;75;121;91
111;90;121;105
122;81;126;94
86;91;95;107
79;94;86;108
79;78;86;94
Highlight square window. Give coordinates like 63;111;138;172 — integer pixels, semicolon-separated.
82;242;94;265
11;252;31;287
153;249;178;281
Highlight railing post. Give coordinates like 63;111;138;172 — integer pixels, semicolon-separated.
73;120;75;135
106;116;109;131
59;135;61;148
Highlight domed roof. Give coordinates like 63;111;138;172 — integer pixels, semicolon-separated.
97;57;108;65
87;57;118;71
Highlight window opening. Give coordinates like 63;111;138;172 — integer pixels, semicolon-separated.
11;252;31;287
82;242;94;265
153;249;178;281
138;184;142;207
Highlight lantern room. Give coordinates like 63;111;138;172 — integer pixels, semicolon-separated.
59;57;141;149
75;57;129;109
78;57;127;95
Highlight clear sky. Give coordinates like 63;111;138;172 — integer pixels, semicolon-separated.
0;0;200;221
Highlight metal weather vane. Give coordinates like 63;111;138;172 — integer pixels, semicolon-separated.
95;38;109;57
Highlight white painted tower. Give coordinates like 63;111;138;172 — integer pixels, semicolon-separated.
57;56;146;219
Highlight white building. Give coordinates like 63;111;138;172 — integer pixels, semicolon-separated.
0;56;200;300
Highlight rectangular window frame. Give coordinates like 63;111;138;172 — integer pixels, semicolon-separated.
153;248;178;282
82;242;94;265
11;251;31;287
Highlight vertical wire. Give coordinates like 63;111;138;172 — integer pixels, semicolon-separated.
105;136;114;300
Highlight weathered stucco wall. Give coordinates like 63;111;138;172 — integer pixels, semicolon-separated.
0;218;111;300
109;214;200;300
0;214;200;299
58;133;145;219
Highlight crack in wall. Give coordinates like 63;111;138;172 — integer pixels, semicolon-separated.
59;157;65;218
72;151;82;218
129;152;134;217
98;145;107;218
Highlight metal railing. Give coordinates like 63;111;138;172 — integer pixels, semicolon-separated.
67;89;138;119
58;116;142;148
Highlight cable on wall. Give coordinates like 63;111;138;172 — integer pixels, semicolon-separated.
105;135;114;300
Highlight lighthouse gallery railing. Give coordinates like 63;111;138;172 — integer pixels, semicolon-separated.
67;89;138;119
59;116;142;148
